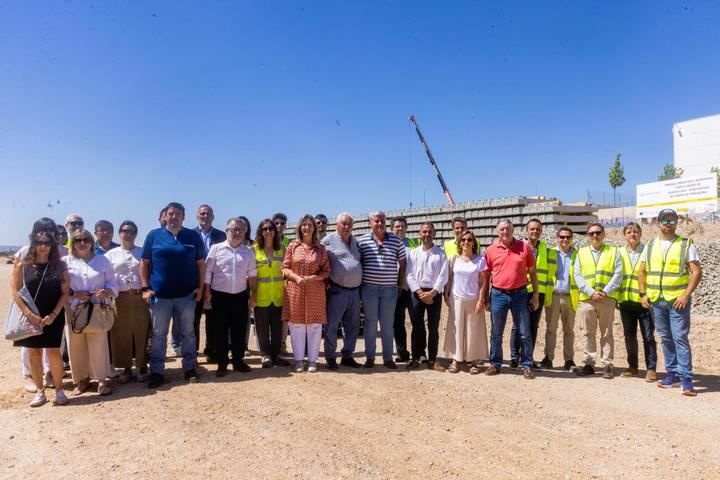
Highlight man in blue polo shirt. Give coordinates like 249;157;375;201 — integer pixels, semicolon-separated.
141;202;206;388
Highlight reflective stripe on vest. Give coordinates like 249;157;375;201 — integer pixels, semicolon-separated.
619;245;644;303
254;244;285;307
577;245;620;302
645;237;691;302
544;248;579;311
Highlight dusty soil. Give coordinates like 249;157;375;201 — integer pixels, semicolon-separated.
1;263;719;479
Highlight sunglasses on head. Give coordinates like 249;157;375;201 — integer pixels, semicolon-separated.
587;231;602;237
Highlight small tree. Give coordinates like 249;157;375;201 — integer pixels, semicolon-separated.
658;163;683;181
608;153;626;206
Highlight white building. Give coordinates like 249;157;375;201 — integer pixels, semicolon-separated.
673;114;720;177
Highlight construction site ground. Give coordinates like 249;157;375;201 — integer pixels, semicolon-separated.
0;262;719;479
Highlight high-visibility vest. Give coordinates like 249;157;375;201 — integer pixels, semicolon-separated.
443;238;481;259
281;237;289;249
645;236;692;302
254;244;285;307
527;240;554;295
405;238;420;249
577;244;620;302
619;245;644;303
544;248;579;311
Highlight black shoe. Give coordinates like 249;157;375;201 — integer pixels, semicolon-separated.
540;357;553;369
232;361;252;373
564;359;577;371
216;365;228;377
363;358;375;368
532;361;543;370
576;365;595;376
147;373;164;388
395;352;410;363
383;360;398;369
274;357;290;367
184;369;200;383
509;359;519;369
326;358;339;370
340;357;361;368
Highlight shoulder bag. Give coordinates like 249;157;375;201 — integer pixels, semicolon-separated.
70;298;116;335
5;264;47;341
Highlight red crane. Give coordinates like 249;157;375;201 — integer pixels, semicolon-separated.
408;114;456;206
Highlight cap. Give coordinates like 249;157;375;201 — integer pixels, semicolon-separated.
657;208;678;220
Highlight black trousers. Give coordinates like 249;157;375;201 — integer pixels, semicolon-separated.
254;305;283;361
620;301;657;370
393;288;413;358
510;292;545;361
410;289;442;362
210;289;249;367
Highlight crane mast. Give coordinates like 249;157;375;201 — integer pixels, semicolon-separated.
408;114;456;206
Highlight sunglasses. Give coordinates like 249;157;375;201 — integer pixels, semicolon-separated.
377;244;385;256
119;229;137;235
68;221;84;226
35;240;52;247
262;227;274;233
557;235;572;240
660;219;677;225
460;238;474;243
316;221;327;225
587;231;603;237
75;238;92;244
274;221;286;226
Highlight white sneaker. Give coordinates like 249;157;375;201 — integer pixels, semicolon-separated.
23;377;37;393
54;390;69;406
308;363;318;373
261;356;273;368
294;361;304;373
29;390;47;408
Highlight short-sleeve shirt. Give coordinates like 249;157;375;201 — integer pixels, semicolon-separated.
358;232;406;286
142;227;206;299
484;239;535;290
321;232;363;288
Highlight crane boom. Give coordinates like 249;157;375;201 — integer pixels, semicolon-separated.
408;114;456;206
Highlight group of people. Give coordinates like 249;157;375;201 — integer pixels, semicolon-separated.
10;203;703;407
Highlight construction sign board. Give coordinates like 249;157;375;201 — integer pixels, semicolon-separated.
636;173;718;218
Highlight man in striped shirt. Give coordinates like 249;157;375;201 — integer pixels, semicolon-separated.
358;211;407;369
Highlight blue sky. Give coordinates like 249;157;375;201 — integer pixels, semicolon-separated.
1;1;719;245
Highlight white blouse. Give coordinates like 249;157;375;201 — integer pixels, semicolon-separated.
105;246;143;291
451;255;487;301
63;254;119;308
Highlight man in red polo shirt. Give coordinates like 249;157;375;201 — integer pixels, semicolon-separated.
480;219;539;379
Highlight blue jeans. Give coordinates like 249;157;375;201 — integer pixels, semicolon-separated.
324;284;361;361
652;298;692;379
361;284;397;361
490;288;533;368
149;294;198;374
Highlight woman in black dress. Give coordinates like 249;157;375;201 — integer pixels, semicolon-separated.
12;231;71;407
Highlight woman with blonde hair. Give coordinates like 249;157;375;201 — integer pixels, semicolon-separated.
442;230;488;374
63;229;118;396
281;215;330;373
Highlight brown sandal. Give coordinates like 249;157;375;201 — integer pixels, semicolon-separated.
72;378;90;396
469;363;482;375
447;362;459;374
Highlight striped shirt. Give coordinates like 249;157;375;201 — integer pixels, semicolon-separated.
321;232;363;288
358;232;406;286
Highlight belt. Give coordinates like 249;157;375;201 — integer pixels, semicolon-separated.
329;280;360;291
120;289;142;295
491;286;528;295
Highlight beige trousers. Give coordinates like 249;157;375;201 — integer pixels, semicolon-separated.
543;293;576;362
577;296;616;367
443;297;488;362
65;314;114;383
111;292;150;369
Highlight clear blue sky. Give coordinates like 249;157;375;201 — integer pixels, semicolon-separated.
2;1;719;245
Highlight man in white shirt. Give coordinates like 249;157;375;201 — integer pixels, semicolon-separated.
406;222;449;371
204;218;257;377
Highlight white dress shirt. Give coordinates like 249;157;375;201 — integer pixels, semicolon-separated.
406;244;449;293
105;245;143;291
205;241;257;294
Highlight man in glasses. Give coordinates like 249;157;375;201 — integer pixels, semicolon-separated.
540;227;578;371
141;202;206;387
65;214;85;247
315;214;328;240
191;204;227;362
358;210;407;369
94;220;120;254
573;222;622;379
273;213;289;249
638;208;702;396
480;219;539;379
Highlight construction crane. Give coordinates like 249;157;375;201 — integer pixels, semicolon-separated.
408;114;456;206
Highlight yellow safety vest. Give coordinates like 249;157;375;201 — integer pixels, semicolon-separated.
577;244;620;302
254;244;285;307
527;240;554;295
619;245;644;304
544;248;579;311
645;236;692;302
281;237;289;249
443;238;481;259
405;238;420;249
